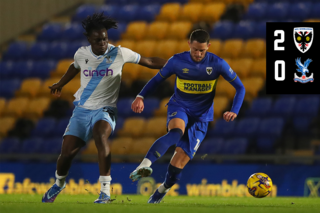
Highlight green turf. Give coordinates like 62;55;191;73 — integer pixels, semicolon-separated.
0;194;319;213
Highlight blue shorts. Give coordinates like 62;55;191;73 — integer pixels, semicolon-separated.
167;102;209;159
63;106;117;143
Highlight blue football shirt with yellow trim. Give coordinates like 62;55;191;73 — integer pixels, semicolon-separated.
159;51;237;122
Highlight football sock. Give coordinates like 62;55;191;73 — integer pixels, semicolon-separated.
145;128;183;163
158;183;170;194
160;164;182;193
55;170;67;188
99;176;112;196
137;158;152;170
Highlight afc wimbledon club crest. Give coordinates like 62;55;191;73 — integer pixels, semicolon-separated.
294;58;314;83
294;27;313;53
206;67;213;75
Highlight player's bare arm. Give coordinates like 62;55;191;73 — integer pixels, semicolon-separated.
49;63;80;97
138;56;167;69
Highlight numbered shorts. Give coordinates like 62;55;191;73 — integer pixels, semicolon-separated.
63;106;117;143
167;103;209;159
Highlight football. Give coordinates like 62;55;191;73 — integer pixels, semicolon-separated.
247;173;273;198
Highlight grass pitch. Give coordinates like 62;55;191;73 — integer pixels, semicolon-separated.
0;194;319;213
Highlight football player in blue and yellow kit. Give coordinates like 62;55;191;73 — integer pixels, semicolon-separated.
129;29;246;203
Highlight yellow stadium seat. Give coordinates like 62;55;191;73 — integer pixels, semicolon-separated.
128;137;156;162
122;63;141;83
166;22;192;40
117;117;146;138
135;40;157;57
146;22;169;40
214;96;229;119
137;66;158;81
143;117;167;138
250;58;266;79
243;39;266;59
209;39;223;56
242;77;264;100
115;40;136;51
0;117;16;137
60;79;81;102
81;139;98;162
200;3;226;23
215;77;236;99
15;78;42;98
24;97;51;119
189;0;212;3
179;3;203;23
176;40;190;53
157;3;181;22
110;137;133;155
122;22;148;41
304;19;320;22
0;98;6;117
220;39;244;59
154;97;170;117
153;40;178;59
230;58;253;79
37;78;61;98
51;59;74;78
3;97;29;117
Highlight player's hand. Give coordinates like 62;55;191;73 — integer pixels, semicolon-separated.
223;111;237;122
49;83;63;97
131;97;144;113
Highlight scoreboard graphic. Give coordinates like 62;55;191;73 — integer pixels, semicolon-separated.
266;22;320;94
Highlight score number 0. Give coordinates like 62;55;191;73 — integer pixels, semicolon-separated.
274;30;285;81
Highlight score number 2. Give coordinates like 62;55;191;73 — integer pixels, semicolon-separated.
274;30;285;81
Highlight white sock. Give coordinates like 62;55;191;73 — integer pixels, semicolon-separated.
158;183;170;194
55;170;67;187
99;176;111;196
136;158;152;170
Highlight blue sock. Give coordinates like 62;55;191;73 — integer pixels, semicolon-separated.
164;164;182;189
145;128;183;163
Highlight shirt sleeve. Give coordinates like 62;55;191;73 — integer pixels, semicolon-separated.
73;49;80;69
120;47;141;64
158;56;175;79
219;59;237;82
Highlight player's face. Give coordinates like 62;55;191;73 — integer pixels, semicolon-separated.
188;40;211;62
87;28;109;55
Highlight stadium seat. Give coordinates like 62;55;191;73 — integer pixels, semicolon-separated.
292;116;314;135
117;98;135;118
244;3;267;21
122;63;141;83
153;40;178;59
137;66;158;81
129;137;155;157
221;138;248;155
311;3;320;19
252;21;266;39
250;58;266;78
242;77;264;100
0;61;14;79
234;117;260;137
81;139;98;157
97;5;120;18
213;96;229;119
215;78;236;99
117;117;146;137
140;98;160;118
0;117;16;137
265;3;289;21
230;58;253;79
40;137;62;154
53;118;69;137
28;42;49;60
52;59;74;78
37;23;63;41
210;21;235;40
143;117;167;138
243;39;266;59
207;119;236;138
220;39;244;59
122;22;148;40
154;97;170;117
0;79;21;99
256;137;277;154
30;60;57;79
166;22;192;40
179;3;203;23
136;4;161;22
110;137;133;155
31;118;57;138
134;40;157;57
233;21;255;40
257;117;285;138
112;117;124;137
115;5;139;22
108;22;127;41
269;97;296;119
0;98;6;116
24;97;51;119
199;3;226;23
209;39;222;56
47;42;68;60
0;137;20;154
10;61;34;79
2;42;28;60
21;137;43;154
197;137;224;155
37;78;61;98
145;22;169;40
59;79;80;101
115;40;136;51
245;97;272;117
176;40;189;53
156;3;181;22
15;78;42;98
3;97;29;117
60;22;83;41
287;3;311;21
294;97;320;117
72;5;96;22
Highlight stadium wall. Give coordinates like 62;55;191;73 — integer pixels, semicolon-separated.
1;163;320;197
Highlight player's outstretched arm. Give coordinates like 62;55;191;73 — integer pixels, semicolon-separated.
131;97;144;113
49;63;80;97
138;56;167;69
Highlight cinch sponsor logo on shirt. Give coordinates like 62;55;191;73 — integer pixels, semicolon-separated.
176;77;217;94
83;69;113;77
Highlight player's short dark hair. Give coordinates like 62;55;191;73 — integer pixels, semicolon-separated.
189;29;210;44
82;12;118;36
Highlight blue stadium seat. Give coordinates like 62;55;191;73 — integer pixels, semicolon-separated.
244;3;268;21
0;138;20;154
115;5;139;22
47;42;68;60
311;3;320;18
257;117;284;138
37;23;63;42
197;137;224;155
269;97;296;119
53;118;70;137
30;60;57;79
108;22;127;41
221;138;248;154
21;137;43;154
245;97;272;117
31;118;57;138
287;3;312;20
207;119;236;138
0;61;14;79
233;21;255;40
256;137;277;154
140;98;160;118
28;42;49;60
3;42;28;60
0;79;21;99
98;5;120;18
292;116;314;135
265;3;289;21
110;117;124;138
136;4;161;22
61;23;83;41
105;0;131;5
234;118;260;137
210;21;235;40
294;97;320;117
11;61;34;79
117;98;135;118
252;21;266;39
73;5;97;22
40;137;62;154
65;41;88;59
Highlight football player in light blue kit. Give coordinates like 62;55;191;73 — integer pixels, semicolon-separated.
129;29;246;203
42;13;166;203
